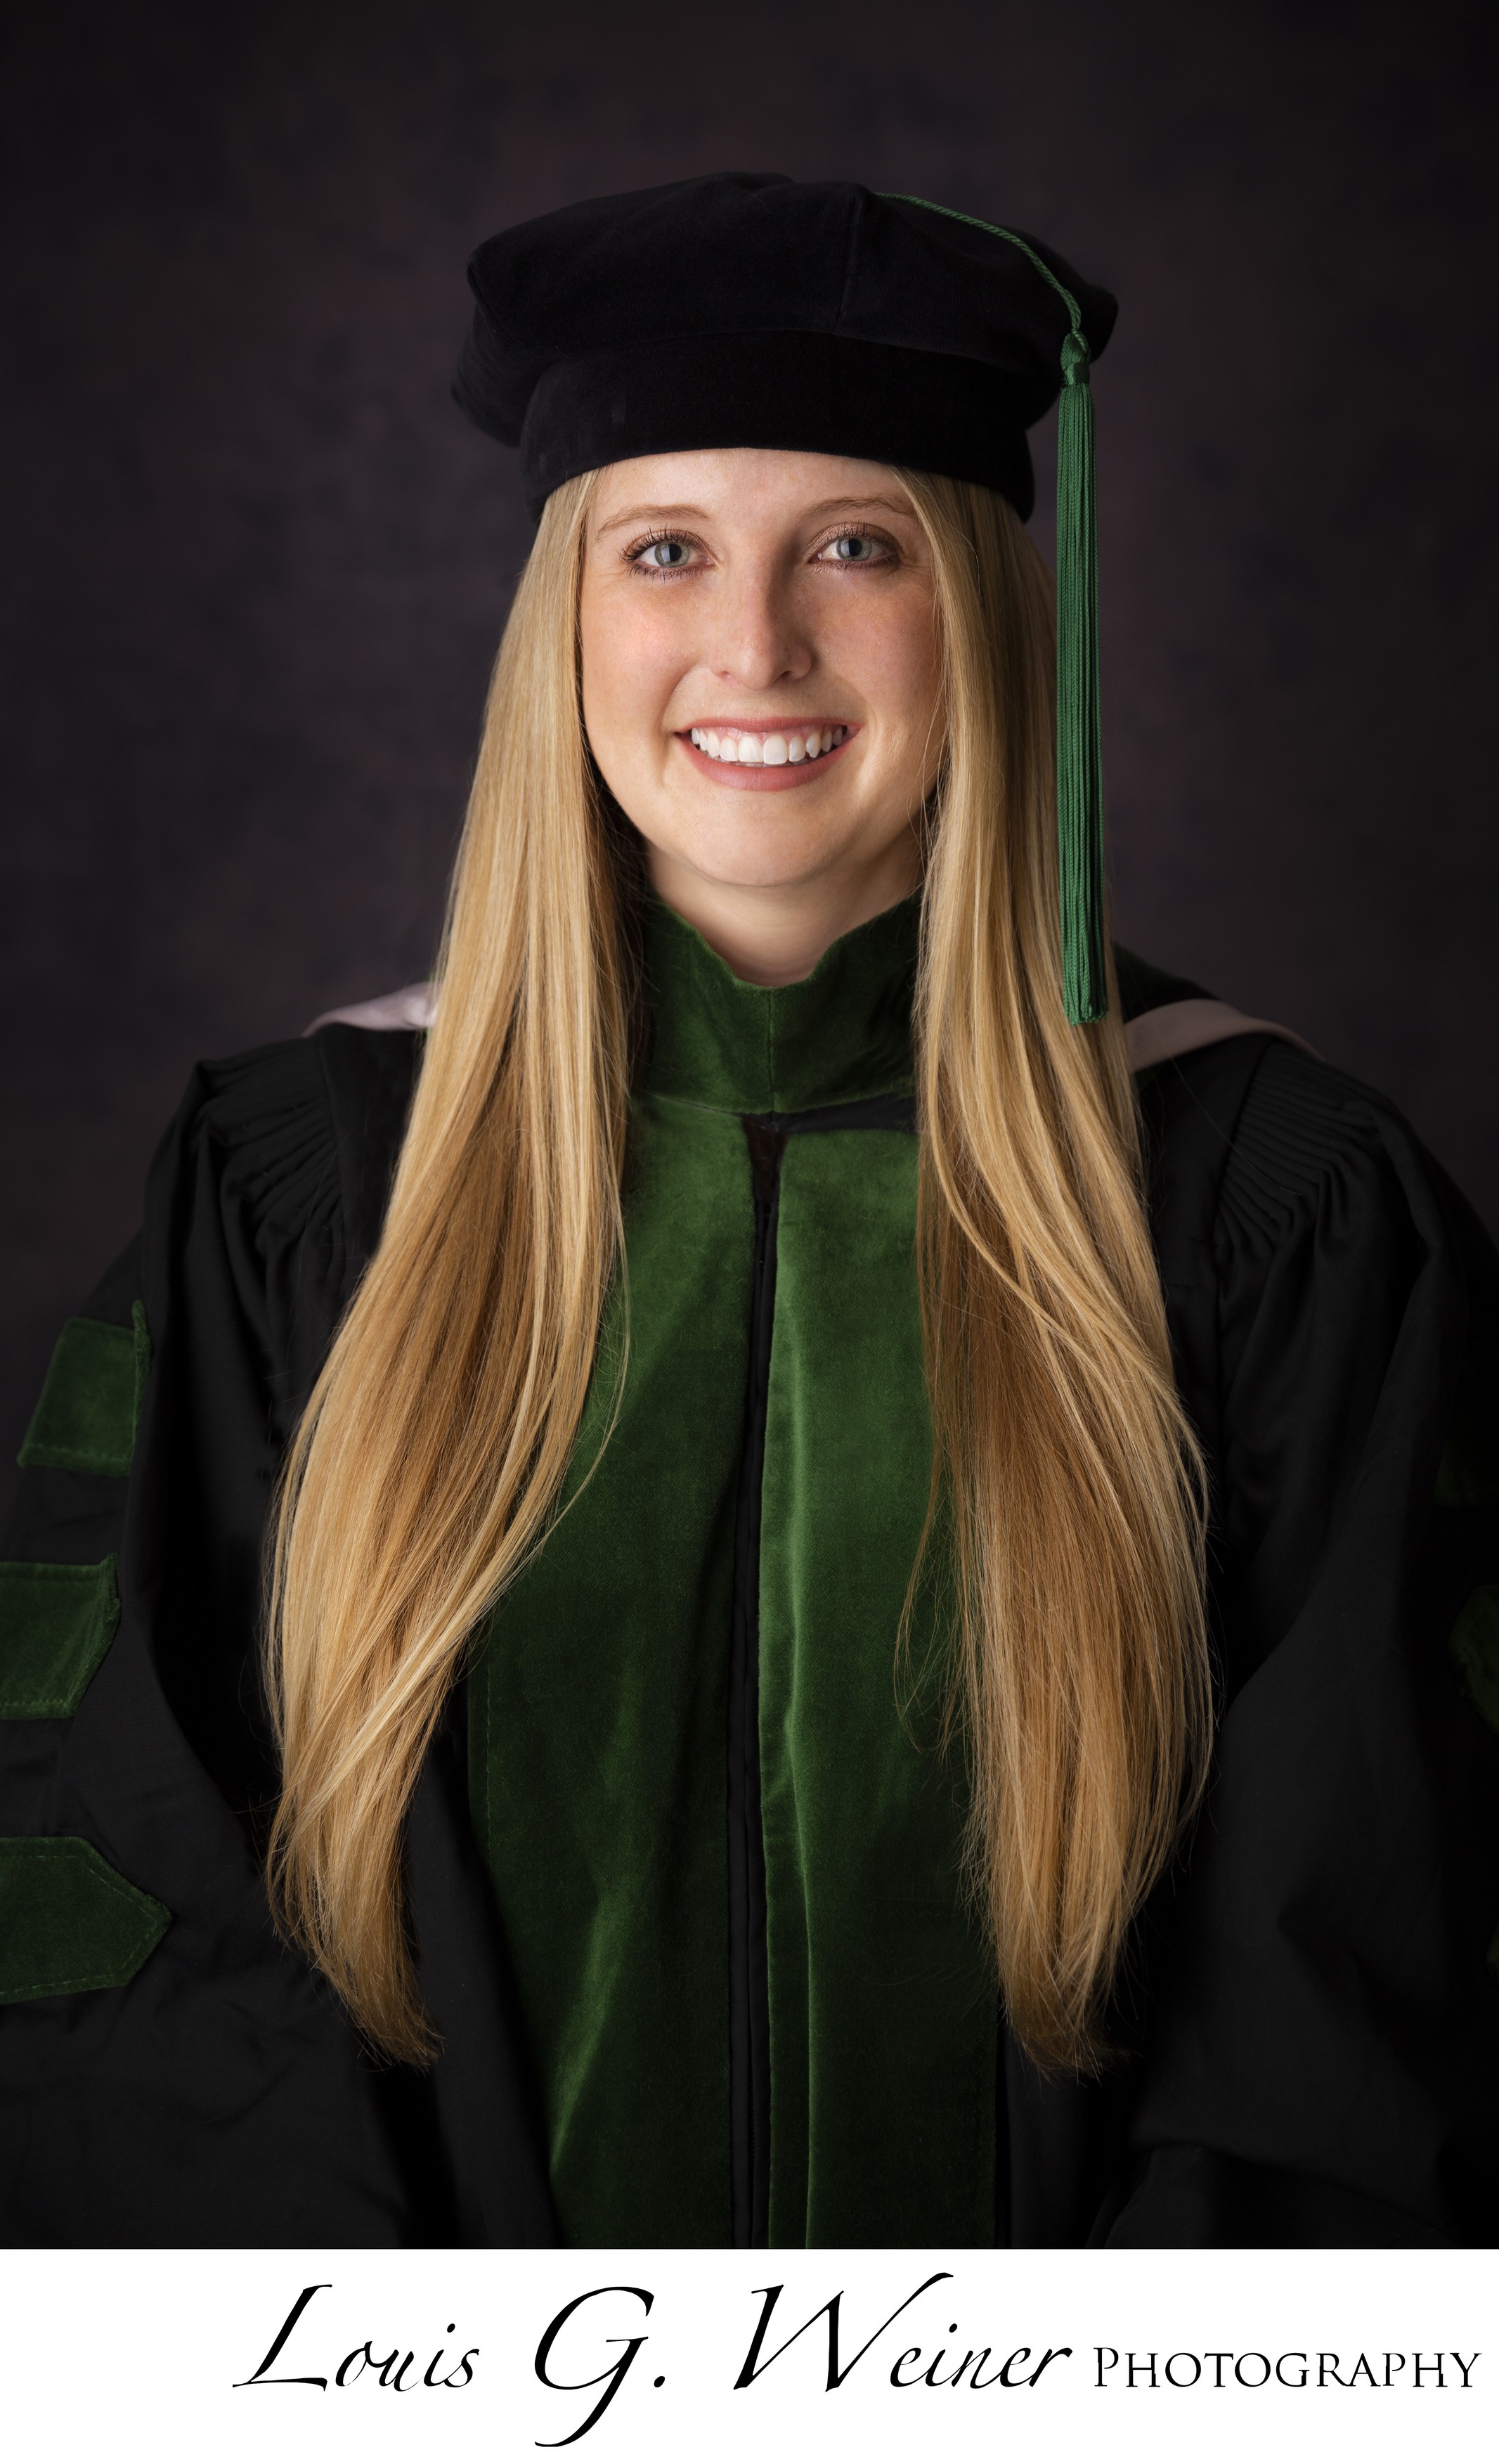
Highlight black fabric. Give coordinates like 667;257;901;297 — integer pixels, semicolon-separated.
1113;943;1209;1021
407;1697;561;2247
1001;1034;1499;2247
453;174;1117;517
2;1007;1497;2245
0;1028;559;2247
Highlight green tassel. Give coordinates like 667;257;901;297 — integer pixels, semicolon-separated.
882;195;1108;1022
1054;332;1105;1023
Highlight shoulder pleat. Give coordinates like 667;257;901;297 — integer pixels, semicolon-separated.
1216;1043;1406;1250
186;1040;344;1258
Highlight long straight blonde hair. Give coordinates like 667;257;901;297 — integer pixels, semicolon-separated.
266;463;1210;2072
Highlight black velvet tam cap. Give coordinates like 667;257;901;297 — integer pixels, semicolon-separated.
454;173;1116;522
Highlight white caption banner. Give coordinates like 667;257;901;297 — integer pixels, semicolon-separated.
2;2245;1494;2460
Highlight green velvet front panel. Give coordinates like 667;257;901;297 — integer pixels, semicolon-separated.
469;900;997;2248
0;1836;171;2002
0;1557;120;1717
644;893;919;1113
758;1130;994;2247
469;1095;753;2246
18;1303;150;1476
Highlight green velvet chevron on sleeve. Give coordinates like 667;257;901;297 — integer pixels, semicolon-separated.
0;1836;170;2002
0;1558;121;1718
18;1302;150;1477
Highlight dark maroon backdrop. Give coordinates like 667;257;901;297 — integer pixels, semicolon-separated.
4;0;1496;1511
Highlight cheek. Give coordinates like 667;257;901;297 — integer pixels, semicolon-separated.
579;587;683;752
823;586;942;737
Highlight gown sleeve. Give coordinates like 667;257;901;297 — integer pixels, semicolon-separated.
1101;1036;1499;2244
0;1032;453;2243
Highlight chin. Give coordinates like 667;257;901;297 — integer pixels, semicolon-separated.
679;849;843;896
660;817;856;894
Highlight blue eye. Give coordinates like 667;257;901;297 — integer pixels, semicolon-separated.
827;534;878;562
639;537;692;569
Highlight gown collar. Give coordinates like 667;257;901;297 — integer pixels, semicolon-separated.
639;891;920;1115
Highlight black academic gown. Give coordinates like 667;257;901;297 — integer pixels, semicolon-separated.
2;955;1498;2247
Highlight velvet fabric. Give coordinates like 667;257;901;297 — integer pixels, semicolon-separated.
454;175;1117;517
18;1307;148;1478
758;1125;994;2242
0;1045;558;2244
0;1835;169;2003
469;894;994;2245
642;891;919;1112
2;909;1498;2242
0;1557;119;1718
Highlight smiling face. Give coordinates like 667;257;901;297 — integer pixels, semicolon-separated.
578;449;945;983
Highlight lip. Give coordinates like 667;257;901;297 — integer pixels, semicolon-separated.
687;718;852;733
675;721;859;793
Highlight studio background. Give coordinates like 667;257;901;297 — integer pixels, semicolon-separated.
4;0;1495;1516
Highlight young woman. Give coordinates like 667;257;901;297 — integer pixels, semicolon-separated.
2;174;1497;2249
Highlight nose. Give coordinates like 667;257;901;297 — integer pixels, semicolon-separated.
706;560;813;692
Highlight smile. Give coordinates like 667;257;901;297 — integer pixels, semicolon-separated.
687;724;852;768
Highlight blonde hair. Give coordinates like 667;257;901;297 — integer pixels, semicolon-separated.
266;463;1210;2072
902;470;1209;2066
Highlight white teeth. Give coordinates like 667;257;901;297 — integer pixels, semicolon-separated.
693;725;848;764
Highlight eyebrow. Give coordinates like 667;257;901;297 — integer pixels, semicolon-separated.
592;493;917;537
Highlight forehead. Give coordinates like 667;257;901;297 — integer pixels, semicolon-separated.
587;447;917;533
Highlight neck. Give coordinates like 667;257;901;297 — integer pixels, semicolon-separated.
644;829;923;987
